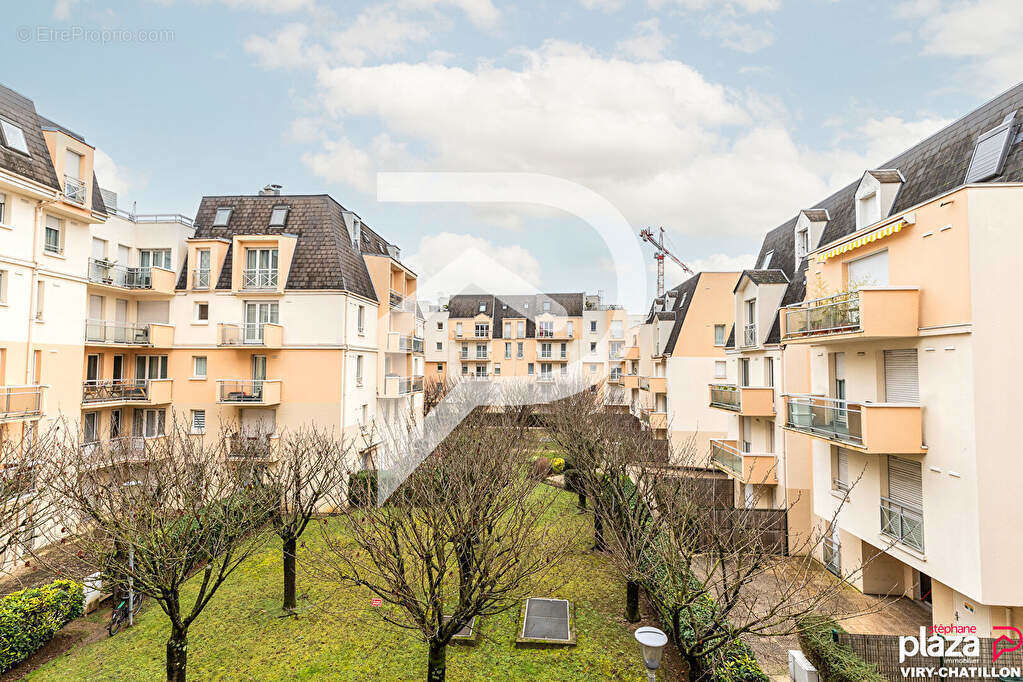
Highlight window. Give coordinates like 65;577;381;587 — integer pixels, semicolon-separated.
543;301;551;313
475;323;489;338
66;149;82;179
455;322;463;337
764;357;774;387
461;364;468;375
856;191;880;229
560;342;567;358
213;207;233;226
110;409;122;438
504;321;511;337
538;321;553;338
527;363;534;375
193;356;207;378
540;342;552;358
476;343;487;359
355;354;364;385
0;269;7;305
0;119;29;155
589;342;597;352
759;250;773;268
436;342;443;351
847;249;889;288
357;305;366;334
0;192;6;224
44;216;62;254
191;410;206;434
795;227;809;260
269;205;289;226
590;364;598;373
35;281;44;320
460;343;468;359
135;355;168;380
505;342;511;359
714;360;726;379
714;324;725;346
516;342;523;358
478;301;487;312
738;357;750;387
567;321;574;338
517;321;524;337
83;412;99;443
560;365;567;376
195;302;209;322
437;362;444;372
494;364;501;376
589;320;597;332
140;249;172;270
436;321;443;330
135;408;167;438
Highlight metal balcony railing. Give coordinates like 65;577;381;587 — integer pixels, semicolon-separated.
783;291;862;339
88;258;152;289
413;375;424;392
228;434;272;459
242;268;278;289
220;323;272;345
880;497;924;551
82;379;149;404
0;385;43;419
192;269;211;289
84;320;150;345
709;384;740;411
64;175;86;204
785;395;862;446
741;323;757;348
389;290;403;307
218;380;266;403
536;374;554;383
412;337;424;353
711;440;743;477
537;328;554;338
80;436;147;466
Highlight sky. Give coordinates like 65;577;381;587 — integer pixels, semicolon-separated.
3;0;1020;311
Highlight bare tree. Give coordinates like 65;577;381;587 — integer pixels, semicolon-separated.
311;406;573;682
0;426;56;580
40;417;276;682
422;375;452;415
258;425;350;613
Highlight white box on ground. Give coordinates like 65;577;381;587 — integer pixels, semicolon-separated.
83;571;103;612
788;650;818;682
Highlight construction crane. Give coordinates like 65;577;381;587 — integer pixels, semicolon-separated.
639;227;693;297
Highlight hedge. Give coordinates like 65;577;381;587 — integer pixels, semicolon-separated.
0;579;84;673
796;614;883;682
348;470;378;508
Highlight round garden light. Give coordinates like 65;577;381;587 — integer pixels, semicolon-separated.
634;626;668;679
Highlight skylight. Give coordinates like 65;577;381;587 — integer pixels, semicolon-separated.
213;207;232;226
759;250;773;269
0;119;30;155
965;115;1016;183
269;206;289;226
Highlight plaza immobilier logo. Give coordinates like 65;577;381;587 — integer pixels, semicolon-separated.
897;625;1022;679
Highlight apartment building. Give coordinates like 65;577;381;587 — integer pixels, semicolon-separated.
711;84;1023;636
624;271;738;459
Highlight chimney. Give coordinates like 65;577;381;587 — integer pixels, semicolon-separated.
260;184;282;196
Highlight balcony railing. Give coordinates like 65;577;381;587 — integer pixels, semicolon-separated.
785;395;862;447
192;268;211;289
413;375;424;392
783;291;861;339
389;290;403;308
88;258;153;289
412;337;424;353
228;434;273;460
741;323;757;348
217;380;269;403
711;440;743;477
242;268;279;289
80;436;147;467
82;379;150;404
64;175;86;205
536;374;554;383
709;384;740;411
880;497;924;551
0;385;43;420
84;320;150;345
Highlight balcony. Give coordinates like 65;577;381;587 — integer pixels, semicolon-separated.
84;320;174;347
710;439;778;485
192;268;211;289
389;290;404;308
464;373;492;382
536;348;568;361
87;259;176;296
64;175;86;205
740;323;757;348
784;395;925;454
227;434;279;462
81;379;172;406
218;322;283;348
387;333;425;354
80;436;151;468
537;328;575;340
708;384;775;416
639;376;667;394
623;374;640;390
781;288;920;344
242;268;279;290
624;346;640;361
880;497;924;552
413;375;424;392
535;374;554;383
381;375;413;397
0;385;43;421
216;379;281;405
608;347;625;361
607;374;623;385
639;406;667;431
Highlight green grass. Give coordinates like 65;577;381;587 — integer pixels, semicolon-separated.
27;489;660;681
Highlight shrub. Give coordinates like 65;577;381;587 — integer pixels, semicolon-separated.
796;615;883;682
711;641;770;682
530;456;551;480
550;457;565;474
0;579;84;673
348;470;378;508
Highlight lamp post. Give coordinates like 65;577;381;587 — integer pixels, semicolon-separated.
635;626;667;681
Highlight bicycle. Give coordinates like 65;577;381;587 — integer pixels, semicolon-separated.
108;591;145;636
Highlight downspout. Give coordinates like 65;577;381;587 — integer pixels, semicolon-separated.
24;200;46;384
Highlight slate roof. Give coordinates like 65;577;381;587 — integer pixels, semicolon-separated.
758;82;1023;344
736;269;789;290
177;194;390;300
0;84;62;191
447;293;585;338
643;273;702;356
724;324;735;350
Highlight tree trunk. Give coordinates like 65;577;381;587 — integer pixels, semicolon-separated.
166;624;188;682
426;638;447;682
625;580;640;622
456;544;472;605
577;492;586;509
283;535;297;611
593;509;605;551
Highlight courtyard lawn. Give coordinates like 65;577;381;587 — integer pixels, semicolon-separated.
25;488;674;681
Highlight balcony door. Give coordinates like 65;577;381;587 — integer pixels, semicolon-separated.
246;248;278;286
244;302;278;343
135;355;168;381
830;352;847;429
86;354;100;383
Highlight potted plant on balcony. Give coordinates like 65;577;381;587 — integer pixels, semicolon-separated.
94;257;117;284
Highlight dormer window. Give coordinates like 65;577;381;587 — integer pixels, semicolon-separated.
269;205;289;226
796;228;809;259
0;118;29;155
855;170;902;230
213;207;232;226
478;301;487;312
856;189;880;228
759;250;774;269
543;301;551;313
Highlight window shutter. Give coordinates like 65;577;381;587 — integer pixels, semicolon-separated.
888;456;922;508
965;120;1015;183
847;250;889;287
192;410;205;432
837;449;850;484
884;349;919;403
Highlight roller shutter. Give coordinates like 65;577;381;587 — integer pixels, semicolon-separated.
884;349;919;403
888;456;922;508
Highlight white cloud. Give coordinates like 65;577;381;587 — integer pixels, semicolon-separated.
243;23;324;69
687;252;756;273
407;234;543;300
400;0;500;29
302;133;408;193
894;0;1023;92
579;0;625;12
701;17;775;53
52;0;79;19
651;0;780;10
615;19;671;61
94;149;147;197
